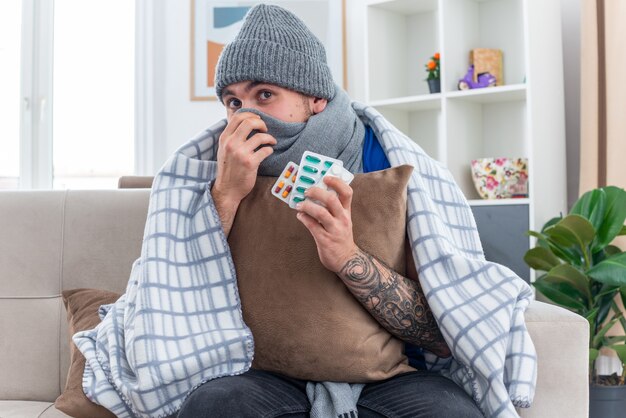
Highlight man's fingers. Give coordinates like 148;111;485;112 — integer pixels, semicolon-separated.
296;211;325;236
244;132;276;153
251;145;274;166
297;199;334;229
220;112;257;138
323;176;353;210
304;186;344;218
231;117;268;145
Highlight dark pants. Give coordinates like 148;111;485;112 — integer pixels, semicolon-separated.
176;368;484;418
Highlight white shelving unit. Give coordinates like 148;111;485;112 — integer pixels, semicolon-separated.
358;0;567;283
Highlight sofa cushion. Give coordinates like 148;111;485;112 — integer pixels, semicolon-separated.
0;298;63;401
55;289;120;418
227;165;416;383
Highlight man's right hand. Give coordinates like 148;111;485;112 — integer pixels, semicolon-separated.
211;112;276;237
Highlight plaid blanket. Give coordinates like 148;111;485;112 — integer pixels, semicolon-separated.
73;101;536;418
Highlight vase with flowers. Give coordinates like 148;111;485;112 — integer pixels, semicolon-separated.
425;52;440;93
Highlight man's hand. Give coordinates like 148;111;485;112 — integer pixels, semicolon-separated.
212;112;276;237
213;112;277;205
295;175;358;273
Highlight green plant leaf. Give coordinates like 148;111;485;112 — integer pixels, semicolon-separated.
619;225;626;236
532;278;586;311
592;245;622;264
541;216;563;232
606;245;623;257
524;247;561;271
586;308;599;337
595;290;618;332
529;229;584;266
544;264;591;303
544;214;595;252
611;298;626;337
604;336;626;345
571;188;606;233
589;347;600;375
608;345;626;366
594;284;619;299
593;316;621;348
594;186;626;251
527;230;552;250
587;253;626;287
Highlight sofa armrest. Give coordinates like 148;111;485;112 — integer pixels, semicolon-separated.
516;300;589;417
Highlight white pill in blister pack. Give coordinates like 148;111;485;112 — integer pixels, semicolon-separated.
315;163;355;193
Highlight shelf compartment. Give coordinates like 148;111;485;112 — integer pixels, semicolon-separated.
366;0;440;101
372;106;442;161
445;98;528;199
442;0;526;92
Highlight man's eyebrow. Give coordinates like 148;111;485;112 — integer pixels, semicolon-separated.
222;81;269;99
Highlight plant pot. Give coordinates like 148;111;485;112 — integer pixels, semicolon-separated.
589;384;626;418
427;79;440;94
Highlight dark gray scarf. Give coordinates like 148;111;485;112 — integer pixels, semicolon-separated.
235;84;365;176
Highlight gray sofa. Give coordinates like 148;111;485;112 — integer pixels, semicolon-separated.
0;189;589;417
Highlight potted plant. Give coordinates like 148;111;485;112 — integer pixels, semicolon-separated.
524;186;626;418
424;52;440;93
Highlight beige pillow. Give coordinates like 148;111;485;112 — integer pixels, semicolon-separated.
55;288;120;418
228;164;416;383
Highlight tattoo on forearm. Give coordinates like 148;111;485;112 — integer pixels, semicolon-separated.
338;248;451;357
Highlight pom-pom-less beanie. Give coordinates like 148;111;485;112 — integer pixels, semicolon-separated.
214;3;336;103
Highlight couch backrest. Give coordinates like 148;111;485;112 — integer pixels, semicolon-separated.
0;189;150;402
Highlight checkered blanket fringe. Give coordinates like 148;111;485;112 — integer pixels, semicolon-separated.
73;101;536;418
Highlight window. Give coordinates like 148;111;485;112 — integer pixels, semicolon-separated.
0;0;22;189
1;0;135;190
52;0;135;189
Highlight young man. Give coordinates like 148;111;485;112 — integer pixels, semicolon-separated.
177;4;483;418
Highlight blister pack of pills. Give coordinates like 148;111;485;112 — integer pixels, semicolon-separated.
270;162;299;204
288;151;344;208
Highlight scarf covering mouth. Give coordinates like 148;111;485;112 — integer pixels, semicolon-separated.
236;83;365;176
72;97;537;418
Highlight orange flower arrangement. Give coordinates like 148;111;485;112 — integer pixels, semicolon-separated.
425;52;440;80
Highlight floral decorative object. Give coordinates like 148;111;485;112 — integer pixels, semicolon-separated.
470;157;528;199
424;52;440;93
425;52;440;80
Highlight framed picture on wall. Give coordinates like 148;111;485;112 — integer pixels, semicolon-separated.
190;0;347;101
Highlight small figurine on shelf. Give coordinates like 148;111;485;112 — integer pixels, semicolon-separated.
424;52;440;93
458;64;496;90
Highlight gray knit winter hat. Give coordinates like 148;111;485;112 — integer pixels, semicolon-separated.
214;3;336;104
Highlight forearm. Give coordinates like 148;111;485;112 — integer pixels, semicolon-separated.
210;184;240;238
337;247;451;357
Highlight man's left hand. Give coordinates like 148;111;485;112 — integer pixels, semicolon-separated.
295;175;358;273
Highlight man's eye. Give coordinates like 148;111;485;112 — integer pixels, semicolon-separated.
227;98;241;108
260;91;272;99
